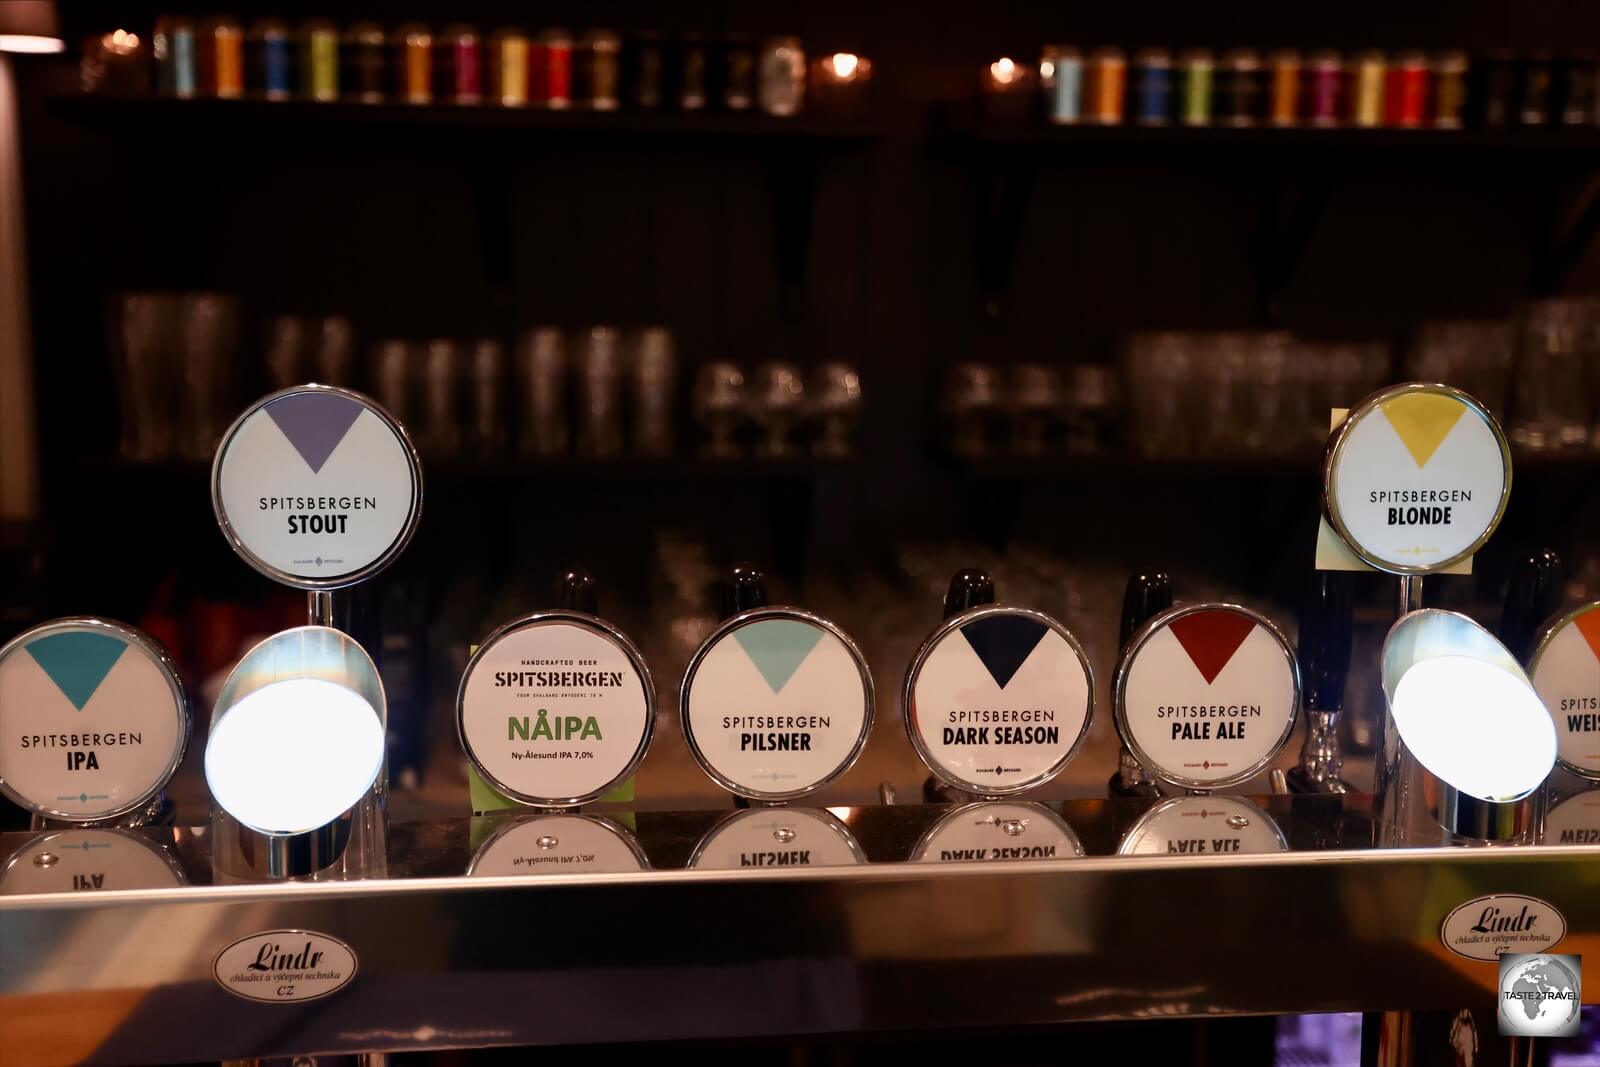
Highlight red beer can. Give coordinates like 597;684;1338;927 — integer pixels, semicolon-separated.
1386;50;1426;127
531;28;573;108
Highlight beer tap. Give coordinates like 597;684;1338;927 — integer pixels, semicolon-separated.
1288;572;1354;794
1109;569;1170;798
921;569;996;804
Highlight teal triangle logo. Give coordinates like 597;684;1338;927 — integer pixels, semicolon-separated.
733;620;826;694
25;632;128;711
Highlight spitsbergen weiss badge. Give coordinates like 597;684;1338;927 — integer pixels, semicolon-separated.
458;612;654;808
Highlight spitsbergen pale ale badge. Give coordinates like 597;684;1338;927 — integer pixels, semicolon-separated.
1528;602;1600;779
1324;383;1511;574
213;930;358;1003
458;614;654;807
213;385;422;588
0;618;189;821
1116;796;1288;856
1114;604;1299;790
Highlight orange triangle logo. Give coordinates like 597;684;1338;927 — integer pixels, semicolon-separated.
1574;606;1600;663
1168;610;1257;685
1379;394;1467;468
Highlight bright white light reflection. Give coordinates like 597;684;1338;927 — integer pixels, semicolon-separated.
206;678;384;835
1392;655;1556;802
0;35;66;54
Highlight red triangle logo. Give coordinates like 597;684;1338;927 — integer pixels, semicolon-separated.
1575;607;1600;663
1168;610;1258;685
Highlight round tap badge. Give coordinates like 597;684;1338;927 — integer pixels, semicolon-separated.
1528;603;1600;780
1;828;187;894
213;385;423;589
1114;603;1299;791
680;609;873;802
1324;383;1511;574
910;802;1084;863
688;807;866;870
903;606;1093;796
1117;795;1288;856
0;618;189;822
468;814;649;876
1542;787;1600;847
458;612;654;808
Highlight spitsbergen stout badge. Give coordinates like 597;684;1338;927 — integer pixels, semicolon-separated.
1527;602;1600;780
1324;383;1511;575
1114;603;1299;790
904;606;1093;796
458;613;654;808
681;609;873;801
0;618;189;822
212;385;423;589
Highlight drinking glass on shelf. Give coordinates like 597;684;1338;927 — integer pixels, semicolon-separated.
577;326;625;458
313;315;356;387
370;340;415;428
466;339;507;455
808;362;862;458
1511;299;1594;454
631;327;677;458
942;362;1001;457
1008;363;1061;454
421;338;462;458
108;292;178;461
692;361;746;458
264;314;305;390
1121;333;1192;459
515;327;568;457
1063;363;1115;455
177;292;240;461
749;361;805;457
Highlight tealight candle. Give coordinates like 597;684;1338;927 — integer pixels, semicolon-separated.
983;55;1033;120
810;51;873;115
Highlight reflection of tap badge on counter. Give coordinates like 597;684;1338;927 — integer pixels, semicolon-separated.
1527;603;1600;780
458;570;654;808
0;618;189;823
1541;786;1600;846
688;807;866;870
468;814;649;876
1;828;187;893
1322;383;1512;574
1117;795;1288;855
1114;603;1299;791
903;569;1094;797
212;385;423;588
910;802;1084;863
680;565;873;802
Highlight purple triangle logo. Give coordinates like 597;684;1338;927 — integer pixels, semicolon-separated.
264;392;364;474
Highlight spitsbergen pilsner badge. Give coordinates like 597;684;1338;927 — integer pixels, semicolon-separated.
681;609;873;801
1528;602;1600;780
905;606;1093;796
459;613;654;808
1324;383;1511;574
213;385;423;588
1114;603;1299;790
0;618;189;822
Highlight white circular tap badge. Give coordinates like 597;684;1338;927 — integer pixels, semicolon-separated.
1324;383;1511;574
0;618;189;821
213;930;358;1003
1;829;186;895
458;614;654;807
904;607;1093;796
1117;796;1289;856
468;814;649;876
681;610;873;801
1115;604;1299;791
688;808;866;870
213;385;422;588
910;802;1084;863
1528;603;1600;780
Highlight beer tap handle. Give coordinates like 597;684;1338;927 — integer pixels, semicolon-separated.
942;568;996;619
1110;568;1171;799
552;566;600;615
1499;548;1562;666
1289;571;1353;794
721;561;769;619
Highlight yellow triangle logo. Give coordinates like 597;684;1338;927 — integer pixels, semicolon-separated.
1379;394;1467;468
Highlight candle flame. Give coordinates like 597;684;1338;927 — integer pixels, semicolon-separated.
830;52;859;79
989;57;1019;84
104;29;140;55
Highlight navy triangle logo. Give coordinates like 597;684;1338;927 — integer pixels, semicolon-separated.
958;615;1048;689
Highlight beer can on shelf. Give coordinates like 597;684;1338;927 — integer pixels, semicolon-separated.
722;34;756;110
1044;45;1083;125
250;19;292;101
343;22;386;103
1134;48;1172;126
1268;49;1300;126
1521;53;1554;125
394;24;434;105
489;28;529;107
1305;49;1341;126
155;17;197;98
577;29;622;110
1562;53;1597;125
758;36;806;116
1220;48;1262;126
531;28;573;109
1178;48;1213;126
204;17;244;99
1386;50;1426;127
1476;51;1515;127
628;31;665;109
1348;50;1385;128
300;19;338;102
1430;51;1467;128
678;33;710;111
440;24;483;105
1084;47;1126;124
